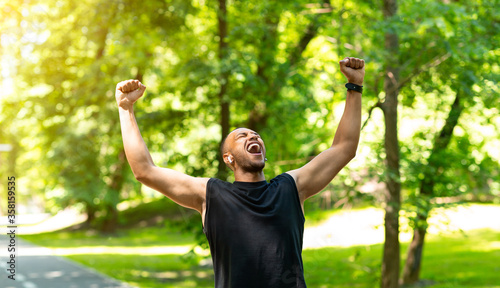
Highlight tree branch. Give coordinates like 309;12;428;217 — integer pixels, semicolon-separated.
361;100;383;130
385;52;451;96
248;0;332;131
288;0;332;69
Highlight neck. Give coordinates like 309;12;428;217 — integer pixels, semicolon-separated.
233;169;266;182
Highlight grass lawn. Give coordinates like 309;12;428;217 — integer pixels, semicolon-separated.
21;225;500;288
302;229;500;288
65;253;213;288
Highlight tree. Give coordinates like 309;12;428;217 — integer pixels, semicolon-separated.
402;92;463;284
379;0;401;286
216;0;230;180
10;0;196;231
400;0;499;283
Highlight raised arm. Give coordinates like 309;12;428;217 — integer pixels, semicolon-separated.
115;80;208;215
287;57;364;203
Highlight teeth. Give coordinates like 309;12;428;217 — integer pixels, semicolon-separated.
247;143;261;153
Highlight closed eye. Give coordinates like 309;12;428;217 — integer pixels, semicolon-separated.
235;131;261;140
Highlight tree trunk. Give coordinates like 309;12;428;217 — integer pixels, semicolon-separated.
380;91;401;288
381;0;401;287
217;0;230;180
402;92;463;284
402;215;427;284
101;203;119;233
85;203;97;226
101;148;126;233
247;12;279;132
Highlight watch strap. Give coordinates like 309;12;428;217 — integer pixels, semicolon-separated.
345;83;363;93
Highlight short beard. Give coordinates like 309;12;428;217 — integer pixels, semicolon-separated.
233;153;265;173
241;160;265;173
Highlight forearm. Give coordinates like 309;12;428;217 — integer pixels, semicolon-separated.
331;90;362;154
289;57;365;201
118;106;155;179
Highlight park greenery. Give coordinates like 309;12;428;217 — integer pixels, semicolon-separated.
20;201;500;288
1;0;499;287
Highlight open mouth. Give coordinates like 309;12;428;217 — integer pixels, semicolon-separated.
246;143;262;155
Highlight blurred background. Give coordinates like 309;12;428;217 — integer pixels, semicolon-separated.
0;0;499;287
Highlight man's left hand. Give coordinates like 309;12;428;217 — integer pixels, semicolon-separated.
339;57;365;86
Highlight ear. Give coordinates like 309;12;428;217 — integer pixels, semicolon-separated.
223;153;233;165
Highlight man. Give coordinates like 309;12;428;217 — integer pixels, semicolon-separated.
116;57;364;287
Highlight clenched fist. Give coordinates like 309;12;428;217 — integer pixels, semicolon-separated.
339;57;365;86
115;79;146;109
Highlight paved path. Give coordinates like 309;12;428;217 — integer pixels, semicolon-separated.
0;235;135;288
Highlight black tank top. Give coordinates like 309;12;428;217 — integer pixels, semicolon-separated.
204;173;306;288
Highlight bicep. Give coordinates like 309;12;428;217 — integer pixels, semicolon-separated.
288;143;355;202
137;165;208;213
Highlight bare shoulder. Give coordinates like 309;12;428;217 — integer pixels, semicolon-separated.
284;169;305;201
285;170;299;182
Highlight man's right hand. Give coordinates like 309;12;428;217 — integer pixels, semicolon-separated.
115;79;146;109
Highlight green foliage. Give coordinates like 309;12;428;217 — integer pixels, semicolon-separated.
356;0;500;210
1;0;498;244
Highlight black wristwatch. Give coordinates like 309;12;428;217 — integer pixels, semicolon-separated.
345;83;363;93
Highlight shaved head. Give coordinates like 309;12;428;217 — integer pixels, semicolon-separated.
220;127;244;155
